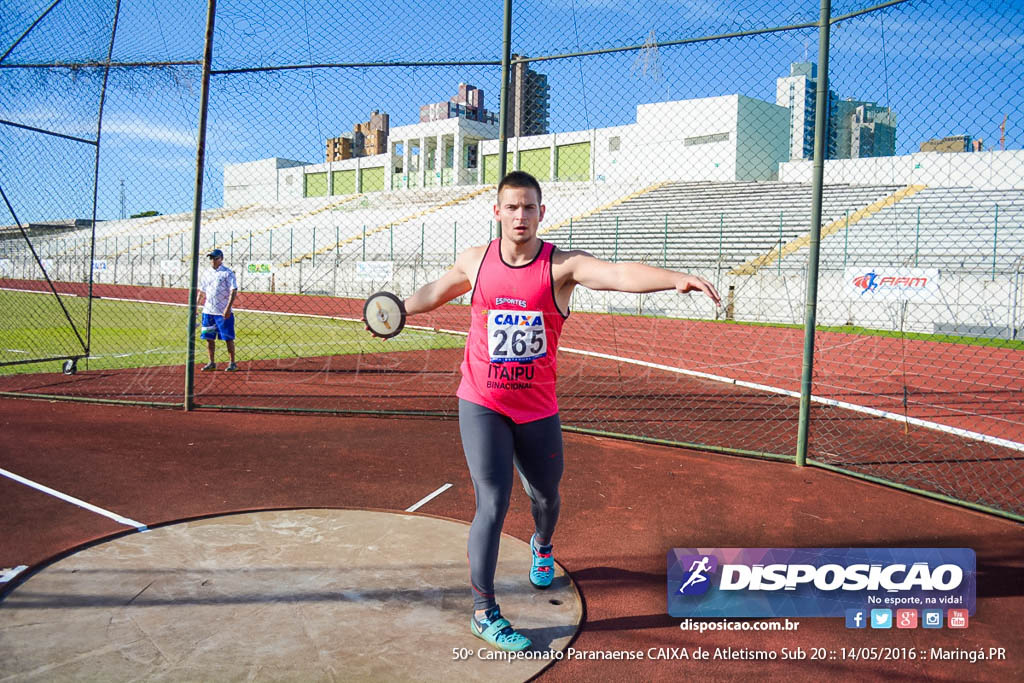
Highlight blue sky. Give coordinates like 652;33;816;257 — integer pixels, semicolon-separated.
1;0;1021;224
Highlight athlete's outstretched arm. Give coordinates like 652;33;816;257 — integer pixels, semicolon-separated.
403;247;480;315
560;250;721;305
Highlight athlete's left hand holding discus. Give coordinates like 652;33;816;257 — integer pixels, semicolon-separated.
363;291;407;339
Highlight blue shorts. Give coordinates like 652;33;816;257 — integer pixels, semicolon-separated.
200;313;235;341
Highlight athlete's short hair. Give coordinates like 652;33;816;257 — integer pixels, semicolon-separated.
497;171;542;205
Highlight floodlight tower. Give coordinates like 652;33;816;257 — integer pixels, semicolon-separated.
631;30;666;100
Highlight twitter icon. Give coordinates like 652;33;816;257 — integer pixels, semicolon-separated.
870;609;893;629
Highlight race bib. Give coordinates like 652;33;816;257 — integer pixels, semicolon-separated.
487;310;547;363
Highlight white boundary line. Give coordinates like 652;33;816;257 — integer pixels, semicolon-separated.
0;565;28;583
1;287;457;332
6;286;1021;452
406;483;453;512
0;467;147;530
326;322;1024;453
560;347;1024;454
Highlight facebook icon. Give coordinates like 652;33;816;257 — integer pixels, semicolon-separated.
845;608;867;629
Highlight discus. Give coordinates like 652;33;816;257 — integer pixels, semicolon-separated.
363;291;406;339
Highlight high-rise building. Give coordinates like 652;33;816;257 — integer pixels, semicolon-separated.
326;110;390;162
848;103;896;158
776;62;896;160
506;55;549;138
776;62;824;160
920;135;981;153
420;83;497;124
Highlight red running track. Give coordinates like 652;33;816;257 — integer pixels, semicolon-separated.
1;398;1021;681
2;279;1022;517
3;279;1020;443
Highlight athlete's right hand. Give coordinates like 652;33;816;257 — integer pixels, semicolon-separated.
676;274;721;306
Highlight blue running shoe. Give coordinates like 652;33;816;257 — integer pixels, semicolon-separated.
470;605;531;651
529;533;554;589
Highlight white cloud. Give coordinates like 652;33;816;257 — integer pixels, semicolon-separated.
100;115;196;147
4;107;200;148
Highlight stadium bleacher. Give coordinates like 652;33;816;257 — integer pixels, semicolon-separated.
7;180;1021;295
537;180;906;271
816;186;1024;273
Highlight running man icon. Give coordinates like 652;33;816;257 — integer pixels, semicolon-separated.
678;555;720;595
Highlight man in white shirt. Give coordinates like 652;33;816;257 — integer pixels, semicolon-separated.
197;249;239;371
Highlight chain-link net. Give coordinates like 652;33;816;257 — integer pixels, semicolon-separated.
1;0;1021;519
807;0;1024;516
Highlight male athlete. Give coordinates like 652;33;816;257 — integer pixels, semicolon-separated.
399;171;720;651
197;248;239;372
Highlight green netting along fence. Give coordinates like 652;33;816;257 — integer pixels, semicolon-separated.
1;0;1022;521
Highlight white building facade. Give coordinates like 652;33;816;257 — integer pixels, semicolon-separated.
222;94;790;207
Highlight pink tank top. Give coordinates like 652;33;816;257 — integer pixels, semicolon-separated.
457;239;567;423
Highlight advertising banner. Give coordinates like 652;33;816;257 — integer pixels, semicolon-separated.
356;261;393;282
668;548;975;619
844;267;941;302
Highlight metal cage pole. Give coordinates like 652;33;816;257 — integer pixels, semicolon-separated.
497;0;512;180
185;0;218;411
84;0;123;368
796;0;831;467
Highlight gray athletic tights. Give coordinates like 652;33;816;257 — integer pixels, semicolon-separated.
458;399;564;611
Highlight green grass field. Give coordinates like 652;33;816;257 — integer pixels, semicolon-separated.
4;288;1018;377
0;290;464;375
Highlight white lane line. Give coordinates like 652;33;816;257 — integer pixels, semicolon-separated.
0;565;28;583
0;467;147;531
10;286;1016;451
2;287;468;338
406;483;453;512
559;346;1024;454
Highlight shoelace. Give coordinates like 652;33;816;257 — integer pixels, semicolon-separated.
477;614;515;639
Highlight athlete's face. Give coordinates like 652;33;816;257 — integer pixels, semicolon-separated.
494;186;545;245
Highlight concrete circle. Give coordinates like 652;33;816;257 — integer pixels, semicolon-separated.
0;509;582;681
